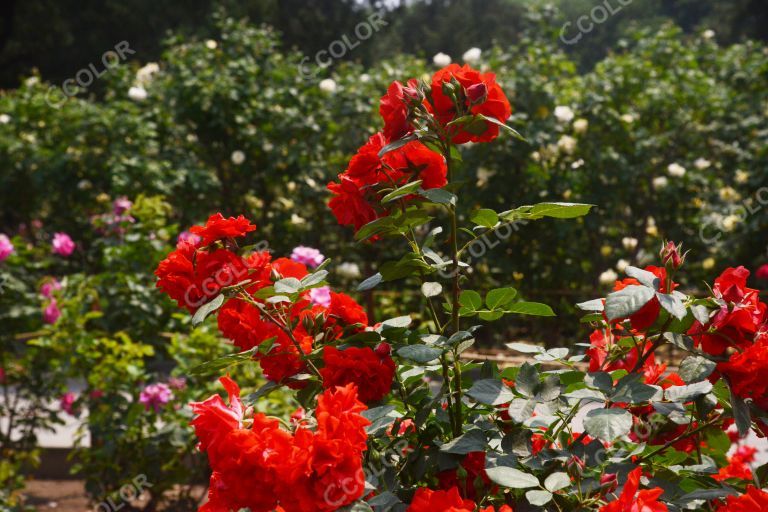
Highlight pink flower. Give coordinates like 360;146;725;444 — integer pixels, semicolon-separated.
178;230;202;245
168;377;187;390
139;382;173;412
43;300;61;324
0;234;13;262
757;264;768;281
309;286;332;307
60;392;77;416
89;389;104;400
113;196;133;215
40;278;62;298
51;232;75;257
290;245;325;268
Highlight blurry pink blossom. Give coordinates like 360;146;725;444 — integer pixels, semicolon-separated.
757;264;768;281
40;278;62;298
168;377;187;390
178;231;202;245
290;245;325;268
60;392;77;416
139;383;173;412
309;286;332;307
113;196;133;215
52;233;75;257
43;300;61;324
0;234;13;262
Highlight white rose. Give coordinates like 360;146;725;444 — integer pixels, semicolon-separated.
667;163;686;177
462;47;481;64
653;176;668;189
136;62;160;85
719;186;740;202
694;158;711;170
703;30;715;40
735;170;750;184
622;237;638;251
0;114;10;124
337;262;362;279
128;86;148;101
721;214;739;232
573;118;588;134
557;135;577;155
230;150;246;165
432;52;452;67
599;269;619;285
205;39;218;49
319;78;337;93
616;259;630;272
360;73;371;83
554;105;575;123
620;113;635;123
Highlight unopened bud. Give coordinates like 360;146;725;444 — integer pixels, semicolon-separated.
466;82;487;104
660;241;684;270
566;455;585;477
600;473;618;493
374;342;392;357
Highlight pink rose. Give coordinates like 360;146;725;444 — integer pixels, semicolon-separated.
52;233;75;257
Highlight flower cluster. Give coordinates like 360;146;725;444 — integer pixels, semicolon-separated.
191;378;370;512
328;63;511;233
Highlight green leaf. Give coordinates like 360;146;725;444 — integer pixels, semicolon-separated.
379;253;432;282
382;315;412;328
486;287;517;309
485;466;539;489
440;429;487;454
467;379;515;405
515;363;539;398
605;285;655;321
274;277;302;294
301;270;328;288
419;187;457;206
679;356;717;383
189;346;259;376
191;293;225;326
475;114;526;140
657;292;687;320
397;345;442;363
502;202;593;221
611;374;661;403
665;381;713;402
544;472;571;492
583;408;632;441
505;342;544;354
355;216;396;242
421;281;443;297
526;490;553;506
727;381;751;437
381;180;423;203
357;272;382;291
507;302;555;316
459;290;483;310
470;208;499;228
378;133;418;157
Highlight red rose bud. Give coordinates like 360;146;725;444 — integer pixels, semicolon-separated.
660;241;684;270
403;79;422;106
374;342;392;357
600;473;618;493
566;455;585;477
466;82;488;104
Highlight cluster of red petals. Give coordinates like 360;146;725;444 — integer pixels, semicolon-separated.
713;446;757;482
715;486;768;511
327;132;447;232
716;334;768;404
599;467;668;512
155;214;257;313
192;380;370;512
320;346;395;403
380;79;420;140
437;451;494;501
428;64;512;144
688;266;766;356
407;487;513;512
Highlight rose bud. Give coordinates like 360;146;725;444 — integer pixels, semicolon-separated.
374;342;392;357
566;455;585;477
660;240;685;270
600;473;618;493
466;83;488;104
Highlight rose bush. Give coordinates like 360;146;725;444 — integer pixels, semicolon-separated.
158;65;768;511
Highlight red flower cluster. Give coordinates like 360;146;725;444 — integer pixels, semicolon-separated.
329;64;512;233
713;445;757;482
437;451;494;501
689;266;766;356
320;346;395;403
599;467;667;512
407;487;513;512
715;486;768;511
191;379;370;512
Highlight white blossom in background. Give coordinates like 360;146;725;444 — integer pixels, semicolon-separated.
557;135;577;155
646;217;658;237
599;269;619;285
136;62;160;85
230;150;246;165
735;170;750;184
573;118;589;134
719;186;740;202
620;113;635;124
702;257;716;270
462;47;482;64
25;76;39;87
694;158;711;170
554;105;575;123
432;52;451;67
721;214;739;232
571;159;585;169
319;78;337;94
360;73;371;83
703;30;716;40
0;114;10;124
616;259;630;272
337;262;362;279
622;237;638;251
667;163;686;177
205;40;218;50
128;86;148;101
653;176;668;189
290;214;307;226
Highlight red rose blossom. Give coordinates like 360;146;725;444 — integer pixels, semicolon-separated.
320;346;395;403
189;213;256;247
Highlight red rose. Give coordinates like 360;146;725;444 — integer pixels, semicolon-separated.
320;346;394;403
612;266;676;331
756;264;768;281
428;64;512;144
599;467;667;512
437;451;493;500
380;79;420;141
715;486;768;511
716;334;768;401
259;332;313;384
329;291;369;328
328;175;381;231
407;487;476;512
189;213;256;247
